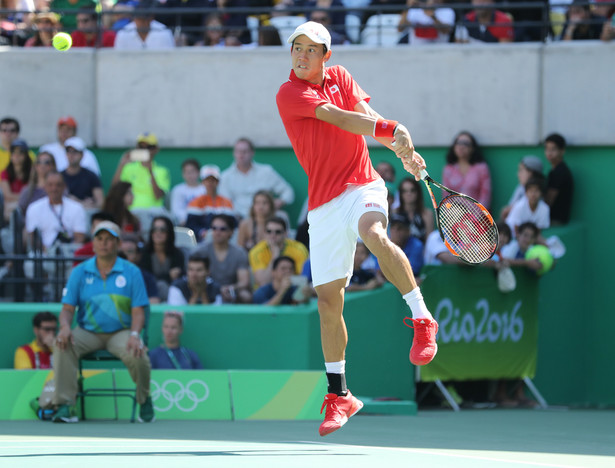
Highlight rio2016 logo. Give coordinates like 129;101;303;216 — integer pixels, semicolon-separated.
434;298;524;344
150;379;210;412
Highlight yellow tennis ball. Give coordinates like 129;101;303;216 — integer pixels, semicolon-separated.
52;32;72;51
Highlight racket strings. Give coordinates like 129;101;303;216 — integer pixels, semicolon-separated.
438;196;498;264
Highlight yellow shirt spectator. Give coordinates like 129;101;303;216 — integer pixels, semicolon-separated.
249;238;308;276
120;161;171;209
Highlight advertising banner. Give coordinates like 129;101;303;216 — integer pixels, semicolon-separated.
419;266;539;382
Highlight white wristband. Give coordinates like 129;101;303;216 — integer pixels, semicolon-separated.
130;331;140;337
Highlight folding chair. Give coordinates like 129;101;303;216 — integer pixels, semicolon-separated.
269;15;307;44
77;307;150;422
360;14;403;46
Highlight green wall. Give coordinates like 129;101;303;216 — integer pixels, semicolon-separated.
18;143;614;406
0;285;415;402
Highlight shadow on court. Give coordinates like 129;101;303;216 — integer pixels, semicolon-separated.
1;409;615;460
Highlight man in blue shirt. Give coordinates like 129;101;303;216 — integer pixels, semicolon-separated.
51;221;154;423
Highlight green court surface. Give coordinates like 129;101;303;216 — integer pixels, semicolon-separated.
1;409;614;468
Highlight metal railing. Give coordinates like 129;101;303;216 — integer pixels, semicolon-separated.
1;2;613;47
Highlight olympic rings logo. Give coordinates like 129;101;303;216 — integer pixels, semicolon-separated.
150;379;210;412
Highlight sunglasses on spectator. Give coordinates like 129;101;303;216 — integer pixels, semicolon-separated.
39;326;57;332
266;228;284;235
0;127;17;133
455;140;473;147
138;143;157;149
152;226;167;232
37;159;53;165
211;226;229;232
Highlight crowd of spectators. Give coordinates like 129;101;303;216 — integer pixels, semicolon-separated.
0;114;574;309
1;0;614;48
5;110;576;418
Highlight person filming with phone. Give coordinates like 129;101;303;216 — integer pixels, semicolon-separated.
111;132;171;219
253;256;313;305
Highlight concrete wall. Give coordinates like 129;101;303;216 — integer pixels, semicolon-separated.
1;42;614;147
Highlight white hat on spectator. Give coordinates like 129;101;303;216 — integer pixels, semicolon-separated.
64;137;86;152
200;164;221;180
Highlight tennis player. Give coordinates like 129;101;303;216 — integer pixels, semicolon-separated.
276;21;438;436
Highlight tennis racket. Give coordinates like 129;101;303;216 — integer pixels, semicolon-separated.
420;168;498;264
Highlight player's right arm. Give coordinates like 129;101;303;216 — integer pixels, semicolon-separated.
314;103;424;179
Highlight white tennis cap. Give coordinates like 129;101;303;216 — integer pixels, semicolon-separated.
287;21;331;52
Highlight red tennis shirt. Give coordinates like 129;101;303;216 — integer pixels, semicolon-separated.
276;65;380;211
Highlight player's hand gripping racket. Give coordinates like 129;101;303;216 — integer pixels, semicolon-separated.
420;168;498;264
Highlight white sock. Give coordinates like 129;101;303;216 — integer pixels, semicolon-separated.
325;360;346;374
403;287;433;321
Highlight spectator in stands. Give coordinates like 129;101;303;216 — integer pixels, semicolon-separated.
39;116;101;175
454;0;514;43
114;2;175;50
170;158;205;226
560;0;605;40
192;214;252;303
102;181;141;235
71;8;116;47
155;0;209;46
309;8;348;45
375;160;396;185
237;190;276;251
18;151;56;216
253;256;311;305
149;310;204;369
599;0;615;41
185;165;235;241
0;117;34;172
499;155;544;221
505;177;550;236
249;216;308;288
387;214;424;275
109;2;135;31
214;0;251;44
140;215;185;301
424;230;464;265
503;0;550;42
193;13;228;47
50;0;94;31
25;171;87;252
73;211;116;265
0;0;30;46
219;137;295;219
24;10;60;47
346;241;384;292
258;25;283;46
543;133;573;225
14;311;58;369
500;221;545;273
442;131;492;209
398;0;454;45
1;138;32;222
52;220;153;423
167;254;222;305
111;132;171;213
120;232;161;304
61;137;104;211
393;177;433;243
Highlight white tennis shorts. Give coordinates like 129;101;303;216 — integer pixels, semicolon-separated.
308;178;388;287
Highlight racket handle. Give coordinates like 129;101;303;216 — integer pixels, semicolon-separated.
419;168;429;180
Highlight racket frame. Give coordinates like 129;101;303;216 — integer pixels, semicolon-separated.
419;169;498;264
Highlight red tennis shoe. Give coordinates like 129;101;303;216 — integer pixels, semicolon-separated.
319;390;363;437
404;317;438;366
